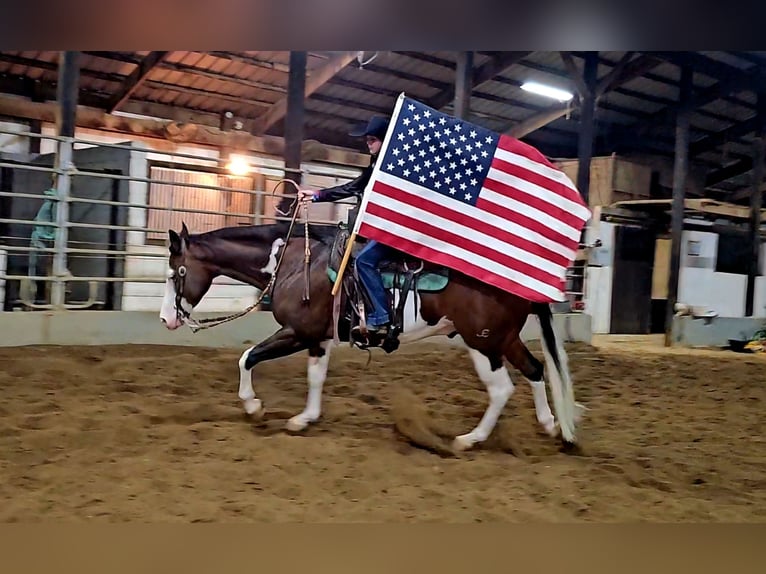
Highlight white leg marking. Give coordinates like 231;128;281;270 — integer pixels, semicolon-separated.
453;348;515;451
286;341;333;432
259;238;285;275
237;346;263;417
528;379;557;437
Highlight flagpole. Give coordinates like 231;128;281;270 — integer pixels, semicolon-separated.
330;92;407;297
331;233;356;296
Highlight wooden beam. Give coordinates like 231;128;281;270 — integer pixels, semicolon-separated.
503;53;663;139
690;115;760;156
576;52;599;205
746;92;766;316
280;51;307;212
425;51;531;111
107;51;168;112
252;51;357;134
665;66;694;347
608;58;762;151
595;53;661;95
507;106;571;138
559;51;590;97
453;51;473;119
0;94;369;168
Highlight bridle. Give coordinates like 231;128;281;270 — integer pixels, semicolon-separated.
170;179;310;333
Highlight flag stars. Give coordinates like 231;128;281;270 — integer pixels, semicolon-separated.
382;98;498;207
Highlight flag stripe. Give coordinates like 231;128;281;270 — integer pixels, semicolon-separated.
483;167;588;232
478;186;582;244
365;200;561;289
491;151;591;218
358;217;564;302
377;170;578;258
498;134;561;172
372;177;573;269
367;188;564;282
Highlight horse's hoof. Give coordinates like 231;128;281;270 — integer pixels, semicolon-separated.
243;398;263;418
285;416;310;432
574;402;587;423
543;420;558;437
452;435;475;452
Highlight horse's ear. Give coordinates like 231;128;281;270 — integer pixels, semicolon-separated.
168;229;182;255
179;222;192;250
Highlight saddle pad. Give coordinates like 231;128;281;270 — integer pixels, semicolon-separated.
326;267;449;293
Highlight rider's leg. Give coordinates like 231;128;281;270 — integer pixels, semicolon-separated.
354;239;391;330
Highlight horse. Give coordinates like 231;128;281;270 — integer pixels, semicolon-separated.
159;217;581;452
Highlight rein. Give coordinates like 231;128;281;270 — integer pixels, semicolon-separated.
177;179;311;333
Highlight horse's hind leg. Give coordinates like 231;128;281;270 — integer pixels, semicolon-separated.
504;338;557;437
453;348;515;452
285;340;333;432
238;327;306;417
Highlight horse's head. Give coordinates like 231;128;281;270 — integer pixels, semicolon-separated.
159;222;215;330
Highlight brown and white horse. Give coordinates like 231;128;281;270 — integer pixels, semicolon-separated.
159;220;581;451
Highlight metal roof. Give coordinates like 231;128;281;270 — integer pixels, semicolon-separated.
0;50;765;204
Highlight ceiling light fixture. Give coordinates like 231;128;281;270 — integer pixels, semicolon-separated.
520;81;574;102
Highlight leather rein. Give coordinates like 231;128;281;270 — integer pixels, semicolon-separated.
173;179;311;333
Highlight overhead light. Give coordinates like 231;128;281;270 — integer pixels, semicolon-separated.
521;81;574;102
226;157;250;176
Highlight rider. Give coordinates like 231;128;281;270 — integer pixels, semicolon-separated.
298;115;395;338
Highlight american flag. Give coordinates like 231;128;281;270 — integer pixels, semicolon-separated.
352;93;592;303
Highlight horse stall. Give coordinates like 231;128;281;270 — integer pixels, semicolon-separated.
1;132;764;524
582;199;766;345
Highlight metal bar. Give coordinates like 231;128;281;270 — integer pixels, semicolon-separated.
665;66;693;347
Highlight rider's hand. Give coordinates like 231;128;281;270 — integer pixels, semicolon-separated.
298;189;317;204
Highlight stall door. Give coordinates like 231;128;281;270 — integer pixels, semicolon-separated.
610;225;656;334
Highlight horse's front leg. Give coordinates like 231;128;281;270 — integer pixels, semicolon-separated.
285;340;333;432
238;327;306;417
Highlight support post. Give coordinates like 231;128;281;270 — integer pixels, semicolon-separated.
745;91;766;316
453;51;473;119
575;51;598;207
51;51;79;309
278;51;307;215
664;66;693;346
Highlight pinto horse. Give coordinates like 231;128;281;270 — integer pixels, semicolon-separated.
159;219;580;451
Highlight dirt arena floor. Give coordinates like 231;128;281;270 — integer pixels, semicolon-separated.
1;336;764;522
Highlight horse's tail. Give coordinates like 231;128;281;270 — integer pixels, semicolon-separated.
532;302;577;443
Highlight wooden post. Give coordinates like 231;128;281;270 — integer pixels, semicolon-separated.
279;51;306;215
453;51;473;119
664;66;693;347
576;52;599;206
746;91;766;316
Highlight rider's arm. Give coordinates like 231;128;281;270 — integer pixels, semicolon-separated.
308;164;373;203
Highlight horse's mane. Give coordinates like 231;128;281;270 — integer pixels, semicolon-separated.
193;220;338;246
